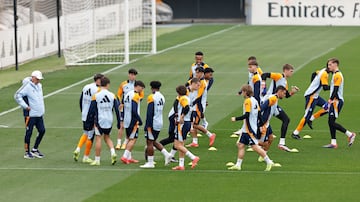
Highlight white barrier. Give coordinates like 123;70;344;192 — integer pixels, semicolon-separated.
0;1;144;68
246;0;360;26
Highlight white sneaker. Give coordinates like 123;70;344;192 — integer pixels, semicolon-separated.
234;129;242;135
140;162;155;168
265;163;273;171
278;144;291;152
164;155;172;166
257;155;264;162
348;133;356;147
90;161;100;166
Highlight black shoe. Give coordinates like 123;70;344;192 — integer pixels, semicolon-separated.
306;120;313;129
31;149;44;158
170;157;178;163
291;133;302;140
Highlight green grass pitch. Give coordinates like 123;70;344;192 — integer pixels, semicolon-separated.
1;24;360;202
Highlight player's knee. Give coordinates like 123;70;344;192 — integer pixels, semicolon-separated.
283;116;290;125
328;116;336;126
38;128;46;135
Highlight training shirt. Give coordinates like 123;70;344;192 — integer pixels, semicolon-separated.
249;72;262;103
330;71;344;101
80;83;100;121
265;73;288;96
87;89;120;129
241;96;259;136
248;67;263;84
177;95;191;122
123;90;142;128
260;94;279;128
145;91;165;131
304;68;329;98
14;80;45;117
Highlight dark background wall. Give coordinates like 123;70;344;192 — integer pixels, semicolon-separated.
163;0;245;19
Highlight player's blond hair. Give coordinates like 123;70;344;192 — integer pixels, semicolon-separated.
240;84;254;97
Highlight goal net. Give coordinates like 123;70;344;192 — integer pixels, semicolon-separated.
61;0;156;65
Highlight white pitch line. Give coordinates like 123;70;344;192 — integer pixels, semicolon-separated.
0;25;239;118
0;125;9;128
294;47;335;72
0;167;359;175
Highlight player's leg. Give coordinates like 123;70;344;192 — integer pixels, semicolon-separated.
82;131;94;163
275;106;290;148
325;100;355;148
73;121;90;161
228;141;245;171
31;117;45;158
122;125;139;164
90;128;102;165
24;117;35;159
292;96;316;139
173;122;199;170
310;97;328;122
153;140;172;165
173;139;186;170
141;130;156;168
160;117;176;146
116;121;126;150
186;112;199;147
75;123;88;151
252;144;274;171
103;128;116;165
194;124;216;147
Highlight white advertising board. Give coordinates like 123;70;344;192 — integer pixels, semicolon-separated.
247;0;360;26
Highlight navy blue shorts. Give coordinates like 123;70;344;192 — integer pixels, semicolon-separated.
126;126;139;139
239;133;258;145
96;127;112;135
175;121;191;142
145;129;160;141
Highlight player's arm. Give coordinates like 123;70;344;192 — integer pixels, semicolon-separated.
113;98;121;129
258;109;265;127
179;97;189;123
145;95;154;131
173;98;179;114
85;97;97;130
233;98;251;121
320;71;330;91
180;105;190;124
234;112;249;121
286;85;300;98
329;73;342;101
14;83;30;110
285;90;291;98
253;79;261;103
117;84;124;101
207;78;214;91
79;92;83;112
261;72;271;81
261;72;283;81
131;99;142;126
330;87;339;100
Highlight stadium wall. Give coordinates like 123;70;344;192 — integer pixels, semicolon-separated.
164;0;245;19
246;0;360;26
